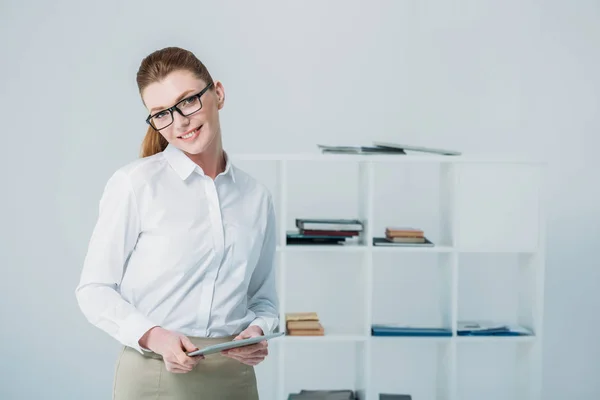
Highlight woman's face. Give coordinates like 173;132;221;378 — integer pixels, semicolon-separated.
142;69;225;155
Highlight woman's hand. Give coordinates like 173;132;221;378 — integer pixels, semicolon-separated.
139;327;204;373
221;325;268;366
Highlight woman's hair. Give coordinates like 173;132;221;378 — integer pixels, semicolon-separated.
136;47;214;158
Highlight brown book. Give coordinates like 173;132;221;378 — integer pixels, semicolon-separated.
287;320;322;330
301;230;358;236
287;326;325;336
385;236;426;243
286;312;319;321
385;227;424;238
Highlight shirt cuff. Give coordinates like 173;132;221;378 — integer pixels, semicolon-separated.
249;317;270;335
120;312;158;354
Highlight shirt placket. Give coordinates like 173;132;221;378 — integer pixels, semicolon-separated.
198;176;225;336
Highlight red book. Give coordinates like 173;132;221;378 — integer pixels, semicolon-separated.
301;230;358;236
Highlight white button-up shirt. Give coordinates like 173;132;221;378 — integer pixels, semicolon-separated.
75;144;279;353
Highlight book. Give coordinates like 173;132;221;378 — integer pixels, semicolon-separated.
287;231;354;240
318;144;406;155
385;236;426;243
372;324;452;337
373;141;461;156
373;237;434;247
296;218;363;231
286;312;319;321
300;229;359;237
287;320;322;330
287;327;325;336
385;227;424;237
457;320;533;336
287;237;345;245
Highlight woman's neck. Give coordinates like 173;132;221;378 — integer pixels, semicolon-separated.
186;137;225;180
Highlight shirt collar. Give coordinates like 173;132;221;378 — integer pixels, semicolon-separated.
163;144;235;182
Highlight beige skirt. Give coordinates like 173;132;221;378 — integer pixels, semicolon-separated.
112;335;259;400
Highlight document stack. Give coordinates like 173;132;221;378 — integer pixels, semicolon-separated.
287;218;363;245
372;226;434;247
286;312;325;336
457;320;533;336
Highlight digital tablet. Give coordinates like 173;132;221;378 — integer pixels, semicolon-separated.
186;332;285;357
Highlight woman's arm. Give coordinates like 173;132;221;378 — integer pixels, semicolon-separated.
246;194;280;334
75;170;157;354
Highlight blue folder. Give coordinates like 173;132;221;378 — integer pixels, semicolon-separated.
371;325;452;337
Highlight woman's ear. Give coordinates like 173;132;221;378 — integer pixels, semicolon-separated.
213;80;225;110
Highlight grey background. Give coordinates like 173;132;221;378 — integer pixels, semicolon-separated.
1;0;599;399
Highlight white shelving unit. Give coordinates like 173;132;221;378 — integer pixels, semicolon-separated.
230;153;546;400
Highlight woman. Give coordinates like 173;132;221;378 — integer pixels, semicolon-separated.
75;46;279;399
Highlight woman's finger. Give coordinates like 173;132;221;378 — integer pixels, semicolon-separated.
227;343;268;356
165;361;192;373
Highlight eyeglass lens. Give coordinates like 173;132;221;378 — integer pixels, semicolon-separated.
150;96;202;130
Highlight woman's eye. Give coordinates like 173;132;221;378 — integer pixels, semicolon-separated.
155;111;168;119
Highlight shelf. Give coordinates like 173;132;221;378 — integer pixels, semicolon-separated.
230;152;545;164
282;340;367;399
283;252;367;337
277;244;367;252
455;335;536;344
283;335;368;343
239;154;545;400
371;335;452;343
457;247;539;254
277;245;541;253
369;338;452;400
371;253;454;333
372;245;454;253
277;244;455;252
277;335;534;344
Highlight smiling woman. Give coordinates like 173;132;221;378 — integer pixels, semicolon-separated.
74;47;279;400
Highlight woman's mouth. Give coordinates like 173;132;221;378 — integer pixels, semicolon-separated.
178;125;202;141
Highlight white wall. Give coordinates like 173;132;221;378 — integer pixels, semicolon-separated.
1;0;598;399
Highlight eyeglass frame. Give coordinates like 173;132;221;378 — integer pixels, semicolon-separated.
145;82;214;131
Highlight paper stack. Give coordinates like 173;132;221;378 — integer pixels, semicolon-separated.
286;312;325;336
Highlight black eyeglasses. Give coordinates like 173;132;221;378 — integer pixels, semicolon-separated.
145;82;214;130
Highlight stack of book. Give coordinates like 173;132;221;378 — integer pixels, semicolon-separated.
286;312;325;336
317;144;406;155
372;226;434;247
287;218;363;245
317;142;461;156
457;320;533;336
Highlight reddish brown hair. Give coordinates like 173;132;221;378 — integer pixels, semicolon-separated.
136;47;214;157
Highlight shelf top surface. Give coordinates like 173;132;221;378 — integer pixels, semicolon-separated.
229;152;546;164
276;245;538;253
277;335;536;343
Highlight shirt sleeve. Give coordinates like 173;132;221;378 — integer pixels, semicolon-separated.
75;170;157;354
247;194;280;334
